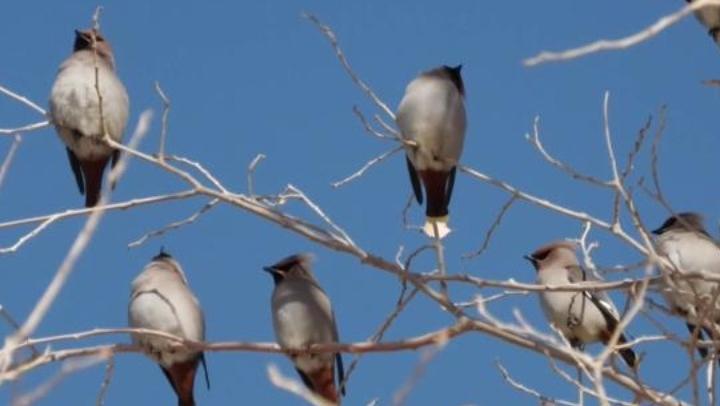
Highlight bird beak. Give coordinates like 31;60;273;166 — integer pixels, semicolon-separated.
523;255;537;267
650;227;662;235
263;266;278;275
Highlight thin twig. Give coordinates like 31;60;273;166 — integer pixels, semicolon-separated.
331;145;403;188
0;135;22;192
154;81;171;161
303;13;395;120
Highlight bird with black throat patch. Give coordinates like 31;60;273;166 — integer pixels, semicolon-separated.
49;27;129;207
396;64;466;239
652;212;720;359
525;241;638;368
128;250;209;406
264;254;345;404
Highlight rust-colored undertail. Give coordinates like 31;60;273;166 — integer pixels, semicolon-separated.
419;169;451;218
298;366;339;404
161;358;200;406
79;157;110;207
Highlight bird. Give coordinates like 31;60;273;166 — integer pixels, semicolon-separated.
525;241;637;368
49;28;129;207
686;0;720;47
264;254;345;404
652;212;720;359
396;64;466;239
128;250;209;406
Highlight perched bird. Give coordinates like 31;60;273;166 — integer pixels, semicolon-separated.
396;65;466;239
264;254;345;404
525;241;637;368
128;250;209;406
49;28;129;207
653;212;720;358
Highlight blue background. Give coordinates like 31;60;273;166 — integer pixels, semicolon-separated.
1;1;719;404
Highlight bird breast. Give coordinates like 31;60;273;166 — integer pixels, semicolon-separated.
50;52;129;158
272;282;336;366
538;272;608;343
128;281;203;367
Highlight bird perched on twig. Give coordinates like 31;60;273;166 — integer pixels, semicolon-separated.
128;250;209;406
49;28;129;207
652;212;720;359
525;241;637;368
396;65;466;239
264;254;345;404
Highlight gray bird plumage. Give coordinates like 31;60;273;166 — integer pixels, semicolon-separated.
687;0;720;47
653;212;720;358
396;65;466;238
265;254;345;404
526;241;637;368
49;28;129;207
128;251;208;406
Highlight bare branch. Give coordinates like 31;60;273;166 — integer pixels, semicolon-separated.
303;13;396;120
127;198;220;248
332;145;403;188
0;135;22;191
247;153;266;196
523;1;720;66
0;85;47;116
95;356;115;406
0;111;153;373
463;195;517;259
154;81;171;161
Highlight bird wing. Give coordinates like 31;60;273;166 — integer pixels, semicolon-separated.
566;264;621;330
65;146;85;194
405;155;424;205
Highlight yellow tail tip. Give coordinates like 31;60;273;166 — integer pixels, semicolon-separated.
423;216;451;239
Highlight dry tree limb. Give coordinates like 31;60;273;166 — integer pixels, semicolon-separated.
12;351;111;406
95;356;115;406
0;111;153;374
496;361;577;406
523;0;720;66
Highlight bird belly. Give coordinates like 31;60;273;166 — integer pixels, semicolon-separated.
659;236;720;321
540;291;605;344
273;302;334;370
56;126;113;160
129;293;197;367
50;64;128;157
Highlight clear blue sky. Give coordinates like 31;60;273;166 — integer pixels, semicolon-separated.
1;1;719;405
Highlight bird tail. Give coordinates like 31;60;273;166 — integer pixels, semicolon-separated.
616;334;638;368
160;359;199;406
306;366;340;404
80;158;109;207
418;168;455;239
423;216;451;239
